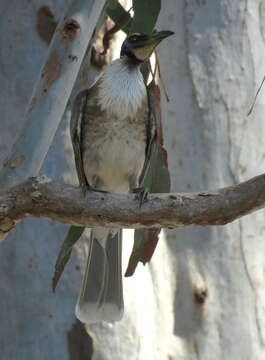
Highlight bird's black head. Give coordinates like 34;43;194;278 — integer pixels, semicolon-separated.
120;31;174;65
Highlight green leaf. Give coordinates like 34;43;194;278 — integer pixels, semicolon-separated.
141;82;171;193
125;229;160;277
125;144;170;276
126;82;171;276
131;0;161;34
107;1;132;34
141;143;170;192
52;225;85;291
108;0;118;9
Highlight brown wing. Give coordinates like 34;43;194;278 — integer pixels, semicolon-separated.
70;89;90;188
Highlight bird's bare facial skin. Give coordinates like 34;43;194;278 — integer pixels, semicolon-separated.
132;45;156;62
128;33;155;61
120;31;174;64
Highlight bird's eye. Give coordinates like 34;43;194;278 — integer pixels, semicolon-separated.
130;36;137;42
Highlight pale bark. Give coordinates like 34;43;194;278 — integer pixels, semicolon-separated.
0;0;105;248
88;1;265;359
145;0;265;359
0;1;102;359
0;0;106;192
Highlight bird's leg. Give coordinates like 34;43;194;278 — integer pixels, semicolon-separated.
132;187;149;207
80;182;108;197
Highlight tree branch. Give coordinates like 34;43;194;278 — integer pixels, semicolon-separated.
0;173;265;234
0;0;106;192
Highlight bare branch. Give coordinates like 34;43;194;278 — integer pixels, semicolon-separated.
0;0;106;192
0;173;265;234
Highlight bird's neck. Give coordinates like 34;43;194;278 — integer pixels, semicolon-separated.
97;57;147;119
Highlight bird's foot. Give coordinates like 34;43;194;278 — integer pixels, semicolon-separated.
81;183;108;197
132;187;149;208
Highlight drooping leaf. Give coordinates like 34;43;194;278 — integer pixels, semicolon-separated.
125;82;171;276
106;1;132;34
141;82;170;190
125;228;160;277
142;144;170;192
125;144;170;276
131;0;161;34
52;225;85;291
102;1;133;54
108;0;118;10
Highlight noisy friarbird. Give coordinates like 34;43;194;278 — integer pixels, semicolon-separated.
70;31;174;324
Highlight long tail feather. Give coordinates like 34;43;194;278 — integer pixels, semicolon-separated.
75;229;124;324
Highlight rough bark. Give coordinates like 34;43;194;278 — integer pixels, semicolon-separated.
1;174;265;232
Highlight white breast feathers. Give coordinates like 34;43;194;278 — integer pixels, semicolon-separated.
97;58;147;119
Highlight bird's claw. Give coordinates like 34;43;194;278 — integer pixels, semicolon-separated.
133;187;149;208
81;183;108;197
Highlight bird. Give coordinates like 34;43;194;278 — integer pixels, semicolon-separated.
70;30;174;324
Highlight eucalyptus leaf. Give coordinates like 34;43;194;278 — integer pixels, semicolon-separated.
52;225;85;291
141;144;170;192
107;1;132;34
131;0;161;34
108;0;118;10
126;82;171;276
125;228;160;277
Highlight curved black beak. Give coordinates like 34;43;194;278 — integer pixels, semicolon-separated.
150;30;174;44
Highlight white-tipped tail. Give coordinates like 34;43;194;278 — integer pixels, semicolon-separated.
75;229;124;324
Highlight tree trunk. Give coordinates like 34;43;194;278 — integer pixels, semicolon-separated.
1;1;265;360
156;0;265;358
0;1;96;359
89;1;265;359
